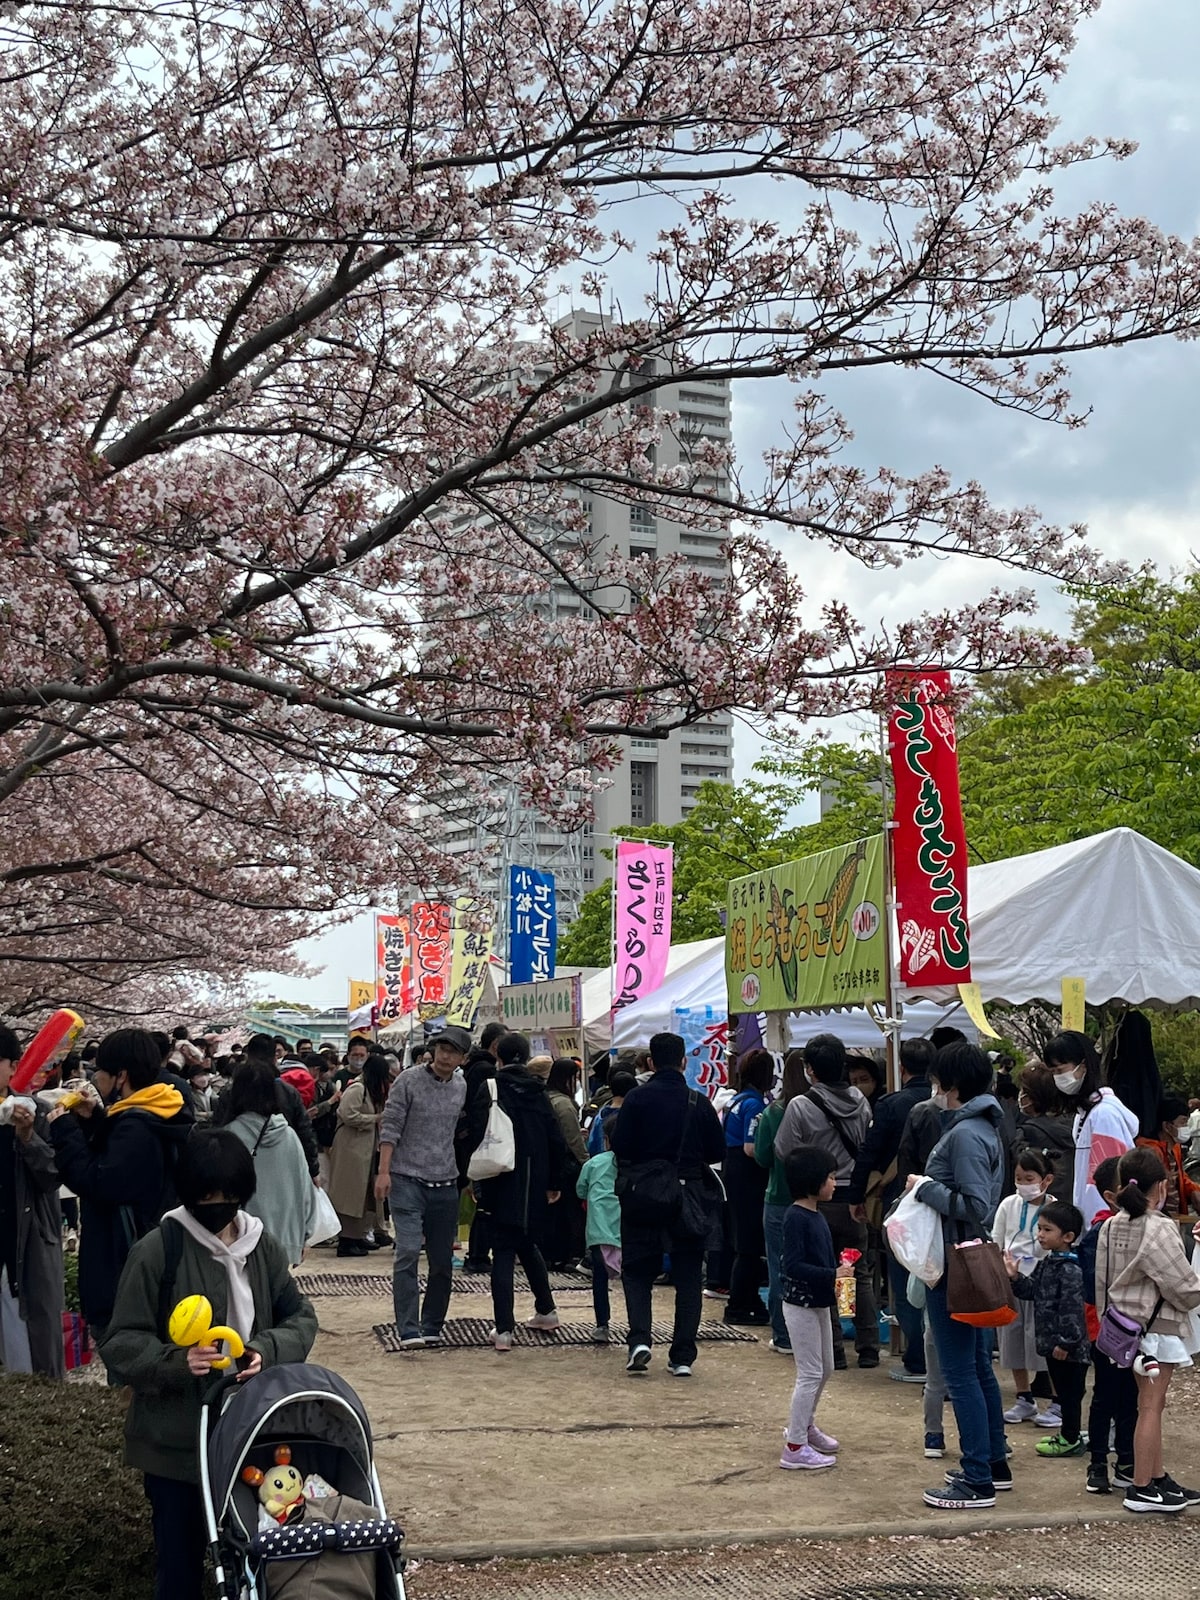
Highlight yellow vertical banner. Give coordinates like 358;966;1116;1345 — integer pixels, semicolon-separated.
446;896;495;1027
1061;977;1086;1033
957;981;1000;1040
348;978;374;1014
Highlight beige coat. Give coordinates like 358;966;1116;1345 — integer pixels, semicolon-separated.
1096;1211;1200;1339
326;1080;382;1219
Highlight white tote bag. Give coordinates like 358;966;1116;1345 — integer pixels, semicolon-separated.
884;1175;945;1287
467;1079;516;1180
307;1184;341;1247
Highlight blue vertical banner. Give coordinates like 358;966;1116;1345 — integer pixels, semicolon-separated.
508;866;557;984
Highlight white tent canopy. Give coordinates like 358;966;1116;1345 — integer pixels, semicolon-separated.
905;827;1200;1009
600;937;973;1053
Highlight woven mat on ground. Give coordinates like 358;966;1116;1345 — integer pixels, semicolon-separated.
296;1269;592;1298
372;1318;759;1352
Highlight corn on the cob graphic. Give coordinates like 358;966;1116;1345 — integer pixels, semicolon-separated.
819;839;867;942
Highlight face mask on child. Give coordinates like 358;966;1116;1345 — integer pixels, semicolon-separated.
1015;1182;1044;1203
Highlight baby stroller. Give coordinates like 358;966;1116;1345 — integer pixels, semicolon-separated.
200;1362;407;1600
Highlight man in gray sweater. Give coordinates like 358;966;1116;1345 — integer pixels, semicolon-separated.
375;1027;469;1348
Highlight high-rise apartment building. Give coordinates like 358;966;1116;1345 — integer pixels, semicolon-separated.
433;310;735;940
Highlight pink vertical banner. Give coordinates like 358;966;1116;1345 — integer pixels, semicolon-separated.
612;840;674;1013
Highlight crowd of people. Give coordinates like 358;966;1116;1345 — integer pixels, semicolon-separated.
4;1007;1200;1597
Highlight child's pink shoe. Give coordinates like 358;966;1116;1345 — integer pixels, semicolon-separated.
807;1424;839;1453
780;1441;836;1471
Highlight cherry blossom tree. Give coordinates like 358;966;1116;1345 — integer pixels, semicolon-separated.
3;0;1199;1005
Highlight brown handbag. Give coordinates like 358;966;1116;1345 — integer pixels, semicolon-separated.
946;1237;1019;1328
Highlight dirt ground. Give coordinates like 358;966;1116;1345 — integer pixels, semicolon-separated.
301;1251;1200;1556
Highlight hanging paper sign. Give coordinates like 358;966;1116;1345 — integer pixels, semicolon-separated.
675;1007;729;1101
725;836;885;1011
375;916;413;1023
888;668;972;986
612;840;674;1013
348;978;374;1014
1061;977;1086;1034
957;982;1000;1040
500;975;582;1029
509;866;557;984
412;901;453;1020
445;896;495;1028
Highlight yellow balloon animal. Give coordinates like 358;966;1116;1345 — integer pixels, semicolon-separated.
168;1294;246;1370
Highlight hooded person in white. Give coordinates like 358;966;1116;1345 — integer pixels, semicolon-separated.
1044;1031;1139;1228
223;1061;319;1266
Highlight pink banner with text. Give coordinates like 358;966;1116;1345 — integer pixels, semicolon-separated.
612;840;674;1013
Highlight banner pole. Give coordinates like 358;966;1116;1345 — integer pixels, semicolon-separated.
879;712;903;1093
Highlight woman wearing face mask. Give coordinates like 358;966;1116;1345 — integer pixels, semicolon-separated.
1043;1032;1138;1230
101;1128;317;1600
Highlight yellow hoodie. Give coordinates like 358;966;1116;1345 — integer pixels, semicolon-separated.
107;1082;184;1120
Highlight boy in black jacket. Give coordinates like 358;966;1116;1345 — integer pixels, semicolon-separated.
1003;1200;1089;1458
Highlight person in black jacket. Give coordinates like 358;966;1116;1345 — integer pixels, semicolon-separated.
848;1037;935;1379
458;1020;506;1272
210;1033;319;1178
1004;1200;1090;1456
464;1031;568;1349
610;1032;725;1378
49;1028;194;1339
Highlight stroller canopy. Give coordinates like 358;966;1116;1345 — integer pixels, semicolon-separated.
206;1363;374;1524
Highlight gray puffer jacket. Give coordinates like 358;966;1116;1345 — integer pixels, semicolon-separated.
917;1094;1005;1251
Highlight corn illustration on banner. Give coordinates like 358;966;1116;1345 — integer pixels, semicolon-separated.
725;835;886;1012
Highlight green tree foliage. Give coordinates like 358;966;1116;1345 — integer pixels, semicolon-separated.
959;572;1200;864
557;756;884;966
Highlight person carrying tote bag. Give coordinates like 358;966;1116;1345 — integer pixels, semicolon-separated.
902;1042;1010;1512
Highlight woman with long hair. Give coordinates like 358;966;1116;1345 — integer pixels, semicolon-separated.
722;1049;774;1327
542;1057;587;1268
327;1051;390;1258
225;1061;318;1266
1014;1061;1076;1201
754;1049;809;1353
1044;1032;1138;1228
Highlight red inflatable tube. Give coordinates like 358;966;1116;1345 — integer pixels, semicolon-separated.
10;1009;85;1094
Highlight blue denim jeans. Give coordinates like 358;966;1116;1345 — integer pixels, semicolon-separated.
925;1281;1007;1488
763;1202;790;1348
886;1242;926;1374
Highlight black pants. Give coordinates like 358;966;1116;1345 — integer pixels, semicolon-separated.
144;1473;206;1600
590;1244;611;1327
623;1234;705;1366
821;1200;878;1356
466;1203;491;1268
1088;1344;1138;1466
724;1150;768;1317
490;1220;555;1334
1048;1358;1089;1443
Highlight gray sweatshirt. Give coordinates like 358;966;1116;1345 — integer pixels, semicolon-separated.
379;1065;466;1184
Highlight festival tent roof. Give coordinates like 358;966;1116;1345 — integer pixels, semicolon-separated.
903;826;1200;1010
602;937;973;1052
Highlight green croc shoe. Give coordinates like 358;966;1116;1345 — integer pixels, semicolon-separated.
1037;1432;1086;1458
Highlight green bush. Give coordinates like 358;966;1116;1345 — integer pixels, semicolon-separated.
63;1248;80;1313
0;1375;155;1600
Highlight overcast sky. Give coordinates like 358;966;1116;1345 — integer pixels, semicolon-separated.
257;0;1200;1009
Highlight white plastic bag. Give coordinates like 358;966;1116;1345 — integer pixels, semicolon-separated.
884;1177;945;1287
467;1079;516;1180
307;1183;341;1246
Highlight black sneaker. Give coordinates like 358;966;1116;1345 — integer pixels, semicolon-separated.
924;1474;995;1510
1156;1474;1200;1506
833;1353;848;1371
945;1463;1011;1492
1086;1464;1111;1495
857;1349;880;1369
1112;1462;1135;1490
1123;1484;1187;1514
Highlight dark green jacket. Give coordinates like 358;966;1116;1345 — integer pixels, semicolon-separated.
99;1222;317;1483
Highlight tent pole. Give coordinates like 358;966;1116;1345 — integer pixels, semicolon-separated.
880;713;903;1092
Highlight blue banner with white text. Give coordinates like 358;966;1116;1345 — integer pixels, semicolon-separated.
509;866;557;984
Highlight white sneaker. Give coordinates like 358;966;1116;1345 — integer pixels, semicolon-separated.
1035;1404;1063;1428
525;1311;561;1331
626;1344;652;1374
398;1334;426;1350
491;1328;513;1352
592;1325;612;1344
1003;1397;1038;1424
667;1362;693;1377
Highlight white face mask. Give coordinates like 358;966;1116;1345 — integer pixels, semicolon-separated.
930;1090;949;1111
1015;1182;1044;1203
1053;1069;1084;1095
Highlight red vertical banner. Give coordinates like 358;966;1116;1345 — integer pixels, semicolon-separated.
375;913;413;1022
412;900;453;1018
887;669;972;985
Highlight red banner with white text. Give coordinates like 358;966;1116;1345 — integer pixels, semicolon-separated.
375;914;413;1023
887;669;972;986
412;900;453;1019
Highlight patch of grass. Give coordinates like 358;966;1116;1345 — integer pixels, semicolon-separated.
0;1375;155;1600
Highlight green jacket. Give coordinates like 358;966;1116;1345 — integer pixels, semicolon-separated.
99;1223;317;1483
755;1101;790;1208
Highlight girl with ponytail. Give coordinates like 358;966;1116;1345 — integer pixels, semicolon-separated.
1096;1148;1200;1512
